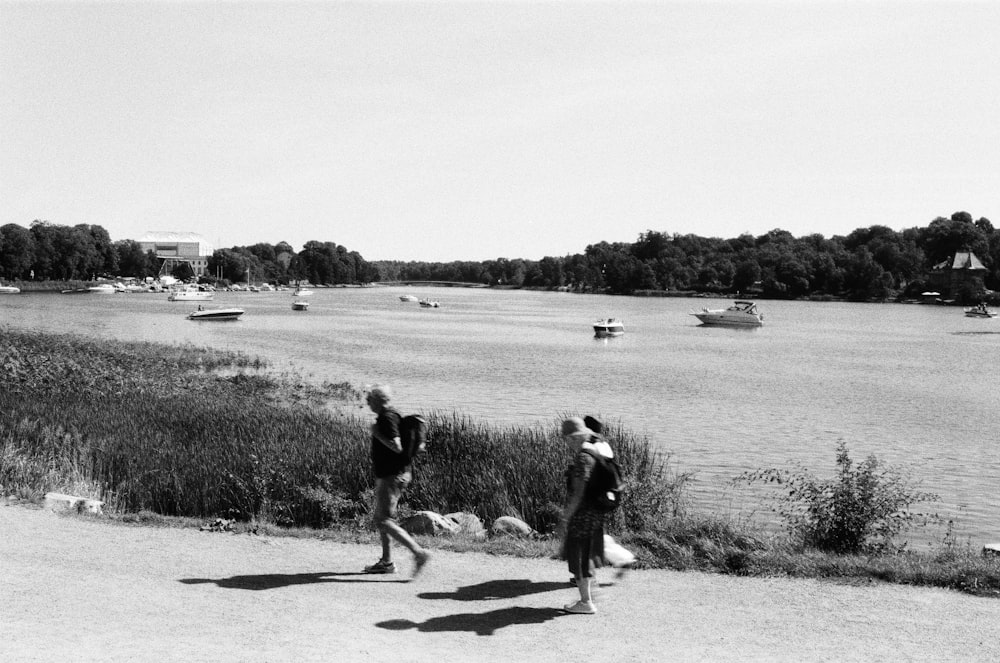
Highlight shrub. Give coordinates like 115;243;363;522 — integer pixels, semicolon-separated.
737;441;939;554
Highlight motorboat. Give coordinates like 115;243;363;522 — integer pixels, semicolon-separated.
292;301;310;311
399;295;418;302
0;284;20;294
87;283;117;294
593;318;625;337
188;307;244;321
691;300;764;327
293;287;313;297
168;288;213;302
964;304;997;318
419;299;440;308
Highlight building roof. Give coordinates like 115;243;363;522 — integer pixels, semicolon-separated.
933;251;986;271
137;231;214;256
138;231;208;244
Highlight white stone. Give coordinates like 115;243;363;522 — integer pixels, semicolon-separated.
44;492;104;515
400;511;459;536
490;515;535;538
445;512;487;540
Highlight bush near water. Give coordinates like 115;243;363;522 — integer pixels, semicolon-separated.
3;328;999;596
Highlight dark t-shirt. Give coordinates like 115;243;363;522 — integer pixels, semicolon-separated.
371;407;406;478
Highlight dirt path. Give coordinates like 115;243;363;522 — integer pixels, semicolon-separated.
2;504;998;662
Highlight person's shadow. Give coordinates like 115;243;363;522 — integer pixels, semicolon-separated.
418;578;568;601
179;571;408;590
377;607;565;636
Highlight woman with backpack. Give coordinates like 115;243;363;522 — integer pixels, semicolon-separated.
558;416;608;614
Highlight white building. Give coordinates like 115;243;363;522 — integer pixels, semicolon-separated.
137;231;214;277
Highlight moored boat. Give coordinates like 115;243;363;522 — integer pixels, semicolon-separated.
292;301;310;311
593;318;625;337
419;299;440;308
87;283;117;294
691;300;764;327
0;283;20;294
168;287;213;302
293;287;313;297
187;306;244;321
399;295;418;302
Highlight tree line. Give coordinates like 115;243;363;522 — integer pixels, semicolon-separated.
0;221;378;287
2;212;997;301
376;211;999;301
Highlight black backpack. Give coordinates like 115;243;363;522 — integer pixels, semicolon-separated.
582;449;624;512
399;414;427;463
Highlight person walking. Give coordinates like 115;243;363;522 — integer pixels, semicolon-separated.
362;385;430;578
559;416;605;614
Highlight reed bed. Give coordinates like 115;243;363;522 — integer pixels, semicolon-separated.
0;328;686;532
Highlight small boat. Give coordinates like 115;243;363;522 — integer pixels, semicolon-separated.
419;299;440;308
0;284;20;294
691;300;764;327
399;295;418;302
187;307;244;321
87;284;117;294
292;301;310;311
964;304;997;318
593;318;625;337
293;287;313;297
168;288;213;302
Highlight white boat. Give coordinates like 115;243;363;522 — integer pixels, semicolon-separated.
292;301;310;311
168;288;213;302
87;284;117;294
419;299;440;308
399;295;418;302
691;300;764;327
187;307;244;321
964;304;997;318
293;287;313;297
593;318;625;337
0;284;20;294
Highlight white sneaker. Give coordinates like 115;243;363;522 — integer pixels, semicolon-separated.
562;600;596;615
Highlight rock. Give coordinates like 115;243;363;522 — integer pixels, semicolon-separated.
445;512;487;540
490;516;535;538
400;511;459;536
43;492;104;515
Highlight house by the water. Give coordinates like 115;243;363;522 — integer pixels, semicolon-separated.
926;251;987;299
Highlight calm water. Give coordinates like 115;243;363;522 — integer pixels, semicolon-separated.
3;287;998;544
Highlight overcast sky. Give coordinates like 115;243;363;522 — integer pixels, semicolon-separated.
2;1;998;262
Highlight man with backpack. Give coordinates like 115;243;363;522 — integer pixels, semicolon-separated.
362;385;430;579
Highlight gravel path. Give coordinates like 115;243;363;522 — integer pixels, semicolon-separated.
2;504;998;662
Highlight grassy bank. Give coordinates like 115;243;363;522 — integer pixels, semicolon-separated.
2;327;998;597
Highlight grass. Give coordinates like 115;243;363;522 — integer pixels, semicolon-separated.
2;326;1000;597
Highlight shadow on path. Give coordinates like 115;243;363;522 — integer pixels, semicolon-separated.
179;571;408;590
377;607;565;636
418;578;568;601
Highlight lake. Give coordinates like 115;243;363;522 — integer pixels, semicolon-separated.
3;287;998;545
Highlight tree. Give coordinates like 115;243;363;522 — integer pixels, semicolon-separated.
114;239;151;278
917;212;989;266
0;223;35;279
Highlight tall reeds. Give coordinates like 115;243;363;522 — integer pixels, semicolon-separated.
1;328;687;533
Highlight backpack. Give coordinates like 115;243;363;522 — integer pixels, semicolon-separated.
582;448;624;512
399;414;427;463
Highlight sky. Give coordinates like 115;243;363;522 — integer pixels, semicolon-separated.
2;1;999;263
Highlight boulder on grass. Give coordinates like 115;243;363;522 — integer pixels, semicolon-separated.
401;511;460;536
44;492;104;515
490;516;535;538
445;512;487;540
